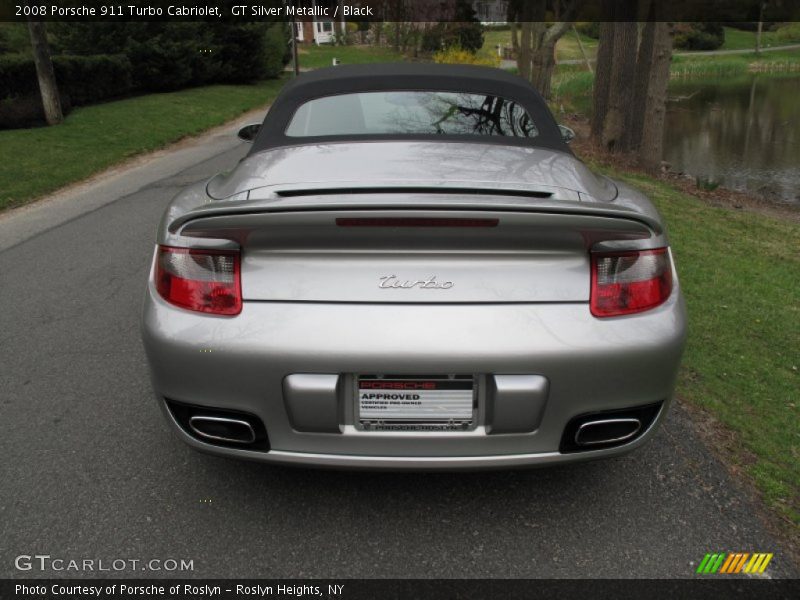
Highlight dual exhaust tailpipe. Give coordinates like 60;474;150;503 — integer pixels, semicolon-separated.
187;414;643;448
559;402;662;453
173;399;659;454
189;415;256;445
165;400;269;450
574;418;641;447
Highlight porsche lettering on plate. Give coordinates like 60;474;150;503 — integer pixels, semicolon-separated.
358;377;474;429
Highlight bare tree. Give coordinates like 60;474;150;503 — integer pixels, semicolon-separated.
515;0;580;99
627;22;654;151
600;21;637;150
27;20;62;125
514;1;545;81
591;21;615;139
590;0;673;171
507;1;520;54
637;22;673;171
528;21;573;99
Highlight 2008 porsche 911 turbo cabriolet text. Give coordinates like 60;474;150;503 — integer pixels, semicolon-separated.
141;64;686;469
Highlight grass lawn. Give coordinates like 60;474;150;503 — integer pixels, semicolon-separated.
552;53;800;528
581;166;800;529
0;78;286;211
671;48;800;77
0;43;403;212
550;48;800;113
298;43;402;69
482;27;597;62
554;60;800;528
721;26;777;50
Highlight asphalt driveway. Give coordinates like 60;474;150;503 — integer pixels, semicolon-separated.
0;129;796;579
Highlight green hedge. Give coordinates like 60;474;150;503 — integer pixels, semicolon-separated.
674;23;726;51
0;53;132;128
1;22;289;129
55;54;133;105
0;53;133;100
51;22;289;91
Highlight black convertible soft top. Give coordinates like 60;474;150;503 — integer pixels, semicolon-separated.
249;63;570;155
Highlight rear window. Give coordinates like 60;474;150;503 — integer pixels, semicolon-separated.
285;91;538;139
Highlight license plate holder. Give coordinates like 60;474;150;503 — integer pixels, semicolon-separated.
356;375;476;431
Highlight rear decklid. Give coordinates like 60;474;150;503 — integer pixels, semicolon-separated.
206;141;618;203
169;142;660;305
174;205;659;305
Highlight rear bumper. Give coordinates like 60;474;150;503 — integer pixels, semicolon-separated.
141;280;687;469
156;395;669;470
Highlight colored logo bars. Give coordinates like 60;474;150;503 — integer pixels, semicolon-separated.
696;552;773;574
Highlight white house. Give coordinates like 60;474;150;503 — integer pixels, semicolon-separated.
472;0;508;25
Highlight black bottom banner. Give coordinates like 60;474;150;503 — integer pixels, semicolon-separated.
3;579;799;600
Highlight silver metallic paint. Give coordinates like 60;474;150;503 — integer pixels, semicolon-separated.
142;140;687;468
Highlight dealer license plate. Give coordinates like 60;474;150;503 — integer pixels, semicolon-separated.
356;375;475;431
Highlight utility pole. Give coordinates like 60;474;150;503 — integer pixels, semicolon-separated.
755;2;767;55
291;17;300;75
27;20;63;125
573;25;593;74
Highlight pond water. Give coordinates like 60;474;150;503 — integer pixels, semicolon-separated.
663;74;800;206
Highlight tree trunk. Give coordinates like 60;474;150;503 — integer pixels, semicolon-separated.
27;20;62;126
591;22;615;139
515;1;547;81
372;22;382;46
511;22;519;53
517;22;532;80
530;40;557;98
530;22;570;99
601;21;638;151
627;20;654;151
638;23;673;172
507;0;520;52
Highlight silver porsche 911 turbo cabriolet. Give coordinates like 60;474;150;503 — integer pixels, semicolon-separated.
141;63;686;469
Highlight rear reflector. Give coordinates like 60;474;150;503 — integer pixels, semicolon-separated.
590;248;672;317
155;246;241;316
335;217;499;228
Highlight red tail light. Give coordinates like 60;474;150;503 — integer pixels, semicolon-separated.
155;246;242;316
590;248;673;317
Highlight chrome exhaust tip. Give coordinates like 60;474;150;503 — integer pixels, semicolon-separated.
559;402;663;453
574;418;641;447
188;415;257;445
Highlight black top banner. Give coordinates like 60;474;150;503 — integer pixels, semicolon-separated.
2;0;800;23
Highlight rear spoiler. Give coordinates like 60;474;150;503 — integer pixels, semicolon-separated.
168;193;661;237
